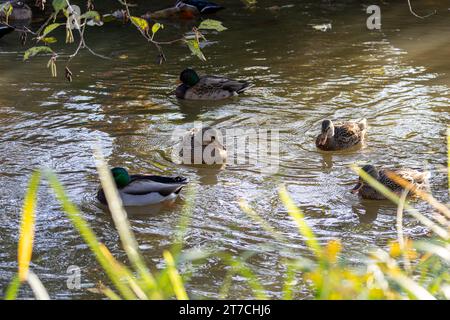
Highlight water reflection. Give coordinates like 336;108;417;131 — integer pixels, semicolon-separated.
0;0;448;299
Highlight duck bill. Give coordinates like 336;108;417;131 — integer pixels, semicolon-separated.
318;134;327;146
351;182;363;194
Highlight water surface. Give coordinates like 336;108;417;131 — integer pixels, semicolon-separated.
0;0;449;299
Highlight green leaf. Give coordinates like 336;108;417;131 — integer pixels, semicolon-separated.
52;0;67;13
42;37;58;44
23;46;54;61
102;14;116;23
41;23;62;38
81;10;101;21
198;19;227;32
186;40;206;61
130;16;149;32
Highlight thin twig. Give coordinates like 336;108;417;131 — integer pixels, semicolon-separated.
407;0;436;19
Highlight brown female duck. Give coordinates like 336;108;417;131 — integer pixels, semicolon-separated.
351;164;430;200
316;119;367;151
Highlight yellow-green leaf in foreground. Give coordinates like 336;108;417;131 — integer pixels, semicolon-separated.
52;0;67;13
198;19;227;32
80;10;101;21
42;37;58;44
279;185;322;259
23;46;54;61
130;16;149;32
41;23;62;38
18;171;41;282
186;39;206;61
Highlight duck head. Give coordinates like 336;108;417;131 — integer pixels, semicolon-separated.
191;127;225;148
351;164;379;194
317;119;335;146
111;167;131;188
180;68;200;86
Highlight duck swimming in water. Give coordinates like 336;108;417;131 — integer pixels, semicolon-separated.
179;127;227;166
351;164;430;200
176;68;252;100
316;119;367;151
142;2;200;20
178;0;225;14
97;167;188;206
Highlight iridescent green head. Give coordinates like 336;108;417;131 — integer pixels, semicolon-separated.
180;68;200;86
111;167;131;188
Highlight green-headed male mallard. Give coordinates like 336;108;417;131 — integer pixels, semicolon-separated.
351;164;430;200
97;167;188;206
179;127;227;166
316;119;367;151
176;68;253;100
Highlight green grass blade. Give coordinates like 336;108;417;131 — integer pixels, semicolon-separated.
46;171;138;300
4;274;21;300
279;185;322;259
93;146;160;297
163;250;188;300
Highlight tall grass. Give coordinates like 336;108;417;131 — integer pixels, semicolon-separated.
3;139;450;299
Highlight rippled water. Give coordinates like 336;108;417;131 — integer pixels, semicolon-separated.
0;0;449;299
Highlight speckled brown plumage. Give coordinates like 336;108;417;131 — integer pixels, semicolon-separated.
316;119;367;151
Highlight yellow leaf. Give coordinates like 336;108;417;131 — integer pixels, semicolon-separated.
130;16;149;32
18;171;41;282
325;240;342;264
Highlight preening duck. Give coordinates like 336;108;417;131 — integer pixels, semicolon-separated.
351;164;430;200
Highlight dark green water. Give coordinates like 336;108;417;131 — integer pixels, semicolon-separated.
0;0;449;299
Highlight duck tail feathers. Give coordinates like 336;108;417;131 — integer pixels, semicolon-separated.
236;82;254;94
358;118;368;130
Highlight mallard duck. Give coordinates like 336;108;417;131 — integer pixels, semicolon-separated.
351;164;430;200
0;1;32;21
179;0;225;14
0;24;13;39
97;167;188;206
316;119;367;151
179;127;227;165
142;2;200;20
176;68;252;100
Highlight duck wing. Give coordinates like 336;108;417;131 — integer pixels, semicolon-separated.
0;25;14;39
334;122;365;146
122;175;188;196
200;76;252;92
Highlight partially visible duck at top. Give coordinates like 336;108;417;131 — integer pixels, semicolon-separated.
97;167;188;207
0;1;32;22
351;164;430;200
316;119;367;151
176;68;253;100
0;24;14;39
179;0;225;14
142;2;200;21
